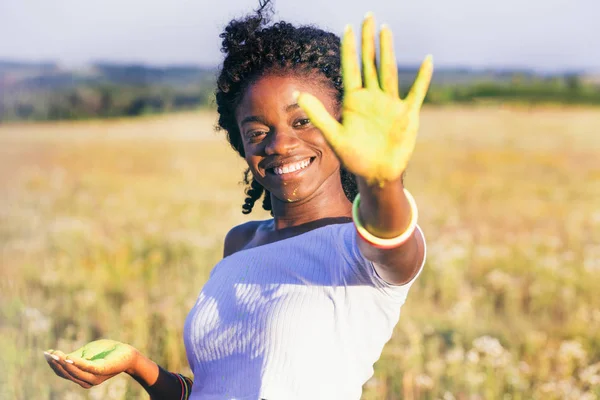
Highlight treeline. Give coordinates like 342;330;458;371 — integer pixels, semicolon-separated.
2;69;599;122
1;84;216;122
421;75;600;105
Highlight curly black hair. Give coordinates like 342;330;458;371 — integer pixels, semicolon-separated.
215;0;358;214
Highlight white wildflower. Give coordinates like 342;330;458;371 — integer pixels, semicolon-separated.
441;391;456;400
450;299;473;320
473;335;505;358
75;289;97;309
465;370;485;387
519;361;532;376
21;307;52;336
539;255;560;271
415;373;434;390
583;245;600;272
556;378;583;400
426;359;446;377
538;381;556;394
591;210;600;224
486;269;513;291
558;340;586;362
580;362;600;386
445;347;465;364
466;349;480;364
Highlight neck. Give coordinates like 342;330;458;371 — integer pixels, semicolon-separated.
270;173;353;230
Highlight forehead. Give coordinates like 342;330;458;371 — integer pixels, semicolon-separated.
236;72;336;119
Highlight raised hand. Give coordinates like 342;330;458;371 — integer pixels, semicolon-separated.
44;339;139;388
296;13;433;185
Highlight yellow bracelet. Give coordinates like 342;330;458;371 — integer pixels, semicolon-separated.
352;188;419;249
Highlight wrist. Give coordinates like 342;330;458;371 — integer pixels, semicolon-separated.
353;188;418;249
356;175;409;238
126;349;159;387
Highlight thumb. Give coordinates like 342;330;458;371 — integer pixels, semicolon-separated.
295;91;345;149
405;55;434;110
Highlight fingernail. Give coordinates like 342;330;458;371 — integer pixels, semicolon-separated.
65;359;74;364
292;91;300;100
51;355;60;361
364;11;374;19
380;24;389;31
344;24;352;34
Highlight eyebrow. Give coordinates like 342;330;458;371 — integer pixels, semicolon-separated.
240;115;266;126
240;103;302;126
285;103;300;112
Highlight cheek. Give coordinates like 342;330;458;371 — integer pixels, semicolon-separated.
311;130;339;163
245;153;260;173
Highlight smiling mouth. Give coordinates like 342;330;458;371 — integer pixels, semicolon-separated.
267;157;315;176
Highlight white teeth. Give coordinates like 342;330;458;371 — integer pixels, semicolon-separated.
272;159;311;175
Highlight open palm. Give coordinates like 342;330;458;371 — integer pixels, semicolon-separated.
45;339;138;388
66;339;137;374
297;13;433;185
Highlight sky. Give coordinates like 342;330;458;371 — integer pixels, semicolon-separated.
1;0;598;72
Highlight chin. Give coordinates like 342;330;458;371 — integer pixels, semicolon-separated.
269;185;313;204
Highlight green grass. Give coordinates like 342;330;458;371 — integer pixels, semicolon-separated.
1;107;599;399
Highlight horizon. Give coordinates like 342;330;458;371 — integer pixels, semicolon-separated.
1;58;596;75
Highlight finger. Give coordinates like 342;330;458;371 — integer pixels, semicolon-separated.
45;353;93;388
63;358;105;386
44;352;69;379
341;25;362;92
361;12;379;89
379;24;399;98
405;55;434;109
295;92;344;149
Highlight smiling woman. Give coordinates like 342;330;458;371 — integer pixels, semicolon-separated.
235;74;345;206
43;0;433;399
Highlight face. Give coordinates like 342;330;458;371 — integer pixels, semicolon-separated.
235;72;342;204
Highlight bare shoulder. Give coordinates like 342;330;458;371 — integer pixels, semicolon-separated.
223;220;265;258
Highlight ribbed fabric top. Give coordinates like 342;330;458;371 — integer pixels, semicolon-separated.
183;222;425;400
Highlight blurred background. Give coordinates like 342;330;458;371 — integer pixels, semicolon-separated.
1;0;599;399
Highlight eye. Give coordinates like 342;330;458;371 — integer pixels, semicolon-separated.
293;118;311;128
245;130;267;142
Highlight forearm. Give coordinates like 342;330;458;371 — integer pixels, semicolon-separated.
128;353;191;400
355;176;423;284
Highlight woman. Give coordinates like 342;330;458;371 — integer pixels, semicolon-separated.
44;2;432;399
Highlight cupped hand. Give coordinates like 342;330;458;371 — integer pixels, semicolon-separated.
296;13;433;185
44;339;139;388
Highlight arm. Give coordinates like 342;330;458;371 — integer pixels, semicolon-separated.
44;340;191;400
356;176;425;284
296;13;432;284
129;354;192;400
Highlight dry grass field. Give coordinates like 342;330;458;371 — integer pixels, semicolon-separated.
1;106;599;399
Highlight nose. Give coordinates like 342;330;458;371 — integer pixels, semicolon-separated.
264;128;300;155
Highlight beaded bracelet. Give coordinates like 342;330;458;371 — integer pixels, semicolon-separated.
352;188;418;249
173;373;193;400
